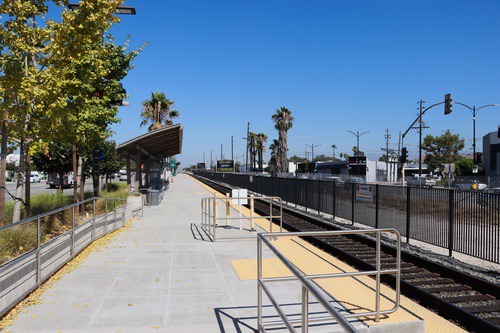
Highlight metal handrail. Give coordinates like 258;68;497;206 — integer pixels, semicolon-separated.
201;194;283;241
0;196;132;318
257;228;401;333
0;196;125;232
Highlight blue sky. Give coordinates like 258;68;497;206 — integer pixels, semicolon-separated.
108;0;500;167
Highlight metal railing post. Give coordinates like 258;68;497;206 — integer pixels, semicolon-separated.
317;180;321;215
302;285;309;333
105;199;108;234
257;237;263;332
122;198;126;227
280;199;283;233
449;190;455;257
351;183;355;225
92;198;96;240
375;184;379;229
406;186;411;243
225;193;230;226
71;206;75;258
375;230;381;322
36;217;41;285
269;199;273;233
250;195;255;230
114;199;117;230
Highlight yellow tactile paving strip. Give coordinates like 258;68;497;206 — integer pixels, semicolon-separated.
191;176;466;332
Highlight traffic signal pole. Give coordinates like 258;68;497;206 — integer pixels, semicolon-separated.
401;98;447;186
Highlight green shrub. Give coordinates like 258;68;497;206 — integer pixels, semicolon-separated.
0;221;38;264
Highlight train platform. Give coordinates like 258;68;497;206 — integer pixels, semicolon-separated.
2;174;466;332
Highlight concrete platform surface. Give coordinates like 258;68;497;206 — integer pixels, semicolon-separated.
2;174;463;333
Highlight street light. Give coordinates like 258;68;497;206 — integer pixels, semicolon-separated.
305;143;322;162
452;103;499;165
346;130;370;156
67;4;137;15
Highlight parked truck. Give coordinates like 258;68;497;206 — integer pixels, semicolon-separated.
406;175;436;188
47;172;74;189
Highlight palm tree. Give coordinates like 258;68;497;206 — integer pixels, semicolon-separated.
331;144;337;160
272;107;294;173
256;133;268;172
140;91;179;131
247;132;258;171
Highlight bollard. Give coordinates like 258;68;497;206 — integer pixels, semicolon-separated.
250;194;255;230
226;193;230;226
214;192;218;227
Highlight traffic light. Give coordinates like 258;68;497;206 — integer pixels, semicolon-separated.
401;147;408;164
475;152;483;164
444;93;453;115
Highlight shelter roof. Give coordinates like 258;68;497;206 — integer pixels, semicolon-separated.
116;124;183;161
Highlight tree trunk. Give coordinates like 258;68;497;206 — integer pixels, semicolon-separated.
13;139;27;223
73;144;78;203
59;170;64;193
0;111;9;225
77;155;84;215
25;154;31;217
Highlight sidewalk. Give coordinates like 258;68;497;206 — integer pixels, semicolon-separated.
4;174;266;333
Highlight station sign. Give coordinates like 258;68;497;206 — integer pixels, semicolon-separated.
217;160;234;172
356;184;373;203
197;162;206;170
231;188;248;205
348;156;366;166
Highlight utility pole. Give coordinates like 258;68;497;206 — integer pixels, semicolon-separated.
413;100;430;178
385;129;391;182
231;135;234;160
210;150;213;170
244;122;250;173
221;144;223;160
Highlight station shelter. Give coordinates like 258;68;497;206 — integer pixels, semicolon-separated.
116;124;183;193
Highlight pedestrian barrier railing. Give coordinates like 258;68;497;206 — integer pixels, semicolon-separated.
257;228;401;333
0;196;138;317
201;193;283;241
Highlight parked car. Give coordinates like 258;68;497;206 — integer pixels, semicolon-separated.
454;180;488;191
119;170;127;181
344;177;366;184
47;172;74;188
30;173;41;183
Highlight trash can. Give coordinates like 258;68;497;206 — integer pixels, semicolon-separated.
146;189;160;206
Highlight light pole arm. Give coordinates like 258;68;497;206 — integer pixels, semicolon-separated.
402;101;444;139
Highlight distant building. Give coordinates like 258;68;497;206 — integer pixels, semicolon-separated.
483;131;500;178
6;154;19;166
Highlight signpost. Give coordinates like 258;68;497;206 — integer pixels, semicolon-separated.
217;160;234;172
232;189;248;230
356;185;373;203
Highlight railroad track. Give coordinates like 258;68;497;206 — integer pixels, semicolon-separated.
193;174;500;332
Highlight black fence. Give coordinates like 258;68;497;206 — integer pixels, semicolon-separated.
194;171;500;264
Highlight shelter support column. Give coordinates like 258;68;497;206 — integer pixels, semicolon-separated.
135;148;141;192
126;155;131;192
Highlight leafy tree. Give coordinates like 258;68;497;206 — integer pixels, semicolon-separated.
288;155;307;163
312;154;329;162
455;157;474;176
272;106;294;173
32;144;74;193
0;0;143;223
140;91;179;131
422;131;465;171
98;140;124;184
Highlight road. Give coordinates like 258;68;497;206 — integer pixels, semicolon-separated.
3;179;116;203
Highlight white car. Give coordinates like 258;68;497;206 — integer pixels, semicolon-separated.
454;180;488;191
30;173;41;183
